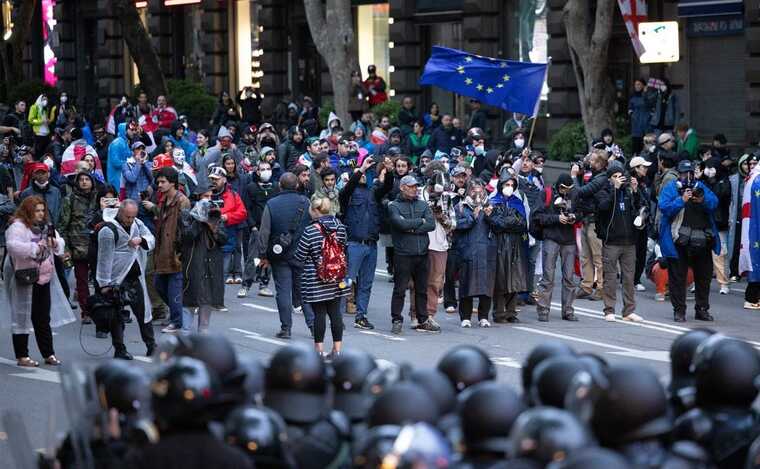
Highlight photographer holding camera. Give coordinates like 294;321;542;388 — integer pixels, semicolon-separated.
595;162;644;323
95;200;156;359
658;159;720;322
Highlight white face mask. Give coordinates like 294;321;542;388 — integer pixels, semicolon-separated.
60;96;68;104
475;145;485;156
40;99;48;107
502;186;514;197
259;170;272;182
443;163;450;172
535;166;543;174
44;159;54;170
704;167;716;178
514;138;525;149
35;180;49;188
173;154;186;166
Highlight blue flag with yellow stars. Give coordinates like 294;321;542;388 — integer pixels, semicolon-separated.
419;46;547;116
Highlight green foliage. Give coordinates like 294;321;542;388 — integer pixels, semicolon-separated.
547;121;587;162
167;80;216;129
370;99;402;126
318;99;334;128
7;80;58;107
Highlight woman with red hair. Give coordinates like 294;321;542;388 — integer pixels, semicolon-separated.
2;196;74;366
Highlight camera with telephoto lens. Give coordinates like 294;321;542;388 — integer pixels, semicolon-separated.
208;198;224;220
554;197;576;223
677;179;703;197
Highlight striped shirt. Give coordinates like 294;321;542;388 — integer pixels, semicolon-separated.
295;216;349;303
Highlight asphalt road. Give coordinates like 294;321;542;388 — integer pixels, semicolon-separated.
0;255;757;462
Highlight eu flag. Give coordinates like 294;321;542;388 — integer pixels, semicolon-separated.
419;46;547;117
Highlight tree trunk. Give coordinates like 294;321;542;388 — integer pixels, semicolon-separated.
113;0;167;100
303;0;361;126
563;0;616;144
0;0;38;85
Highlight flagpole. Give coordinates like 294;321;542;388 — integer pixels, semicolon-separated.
527;56;551;149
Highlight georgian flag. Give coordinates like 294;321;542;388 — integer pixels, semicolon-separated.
739;166;760;283
617;0;647;57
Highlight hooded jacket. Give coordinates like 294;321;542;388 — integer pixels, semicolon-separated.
28;95;51;137
278;127;307;171
658;178;720;259
594;166;642;245
107;123;131;187
59;174;98;260
530;182;577;246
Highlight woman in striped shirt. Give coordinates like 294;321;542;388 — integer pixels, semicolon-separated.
295;195;349;359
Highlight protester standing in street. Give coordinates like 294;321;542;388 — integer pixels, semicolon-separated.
3;196;73;366
388;175;440;334
595;162;644;323
95;200;156;359
258;173;312;338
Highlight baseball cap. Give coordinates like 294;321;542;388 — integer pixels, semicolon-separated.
657;133;674;145
629;156;652;168
399;175;419;186
677;160;694;173
30;162;49;173
208;165;227;179
131;141;146;150
452;166;467;177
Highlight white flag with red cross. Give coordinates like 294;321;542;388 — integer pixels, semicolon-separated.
618;0;647;57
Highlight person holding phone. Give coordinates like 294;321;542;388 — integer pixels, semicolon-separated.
4;196;74;366
121;141;153;201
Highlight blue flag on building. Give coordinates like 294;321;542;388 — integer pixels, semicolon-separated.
419;46;547;117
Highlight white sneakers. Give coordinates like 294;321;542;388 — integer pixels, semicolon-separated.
479;319;491;328
744;301;760;310
622;313;644;323
461;319;491;328
719;285;730;295
461;319;472;328
604;314;616;322
445;306;456;314
654;293;666;302
635;284;646;292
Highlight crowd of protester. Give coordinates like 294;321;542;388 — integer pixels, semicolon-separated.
0;68;758;366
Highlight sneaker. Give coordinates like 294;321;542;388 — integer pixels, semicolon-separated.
258;287;274;297
213;305;229;312
162;324;181;334
354;318;375;330
689;285;696;293
460;319;472;328
635;283;646;292
744;301;760;310
234;276;243;284
445;306;456;314
391;321;403;335
293;306;303;315
275;328;292;339
415;318;442;333
114;349;133;360
654;293;666;302
604;314;616;322
719;285;730;295
81;316;92;325
695;312;714;322
225;277;235;284
95;331;109;339
237;286;249;298
674;315;686;322
622;313;644;323
410;318;420;329
562;314;579;321
730;276;740;283
479;319;491;328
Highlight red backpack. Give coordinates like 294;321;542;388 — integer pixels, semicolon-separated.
315;221;347;282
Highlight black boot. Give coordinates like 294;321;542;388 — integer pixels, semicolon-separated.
276;327;292;339
114;348;134;360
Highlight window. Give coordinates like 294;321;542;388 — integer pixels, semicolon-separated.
357;4;390;84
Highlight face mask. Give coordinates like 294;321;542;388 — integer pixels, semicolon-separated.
173;154;186;166
40;99;48;107
35;180;49;188
514;138;525;149
44;159;54;170
502;186;514;197
704;167;716;178
535;166;544;174
60;96;68;104
443;163;450;172
475;145;485;156
259;170;272;182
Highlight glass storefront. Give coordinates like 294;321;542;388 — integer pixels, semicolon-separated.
357;4;390;84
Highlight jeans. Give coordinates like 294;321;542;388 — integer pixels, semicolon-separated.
12;282;53;358
602;244;637;317
536;240;578;317
272;260;313;329
154;272;183;327
391;254;429;324
347;241;378;320
668;244;713;318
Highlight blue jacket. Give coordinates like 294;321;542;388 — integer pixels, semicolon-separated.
261;190;311;261
107;123;131;187
658;179;721;259
20;183;62;225
628;93;650;138
121;160;153;201
339;170;393;242
169;135;197;165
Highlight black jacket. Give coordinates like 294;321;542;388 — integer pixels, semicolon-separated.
704;174;731;231
244;180;279;228
594;183;642;245
387;194;435;256
574;170;609;223
531;187;577;246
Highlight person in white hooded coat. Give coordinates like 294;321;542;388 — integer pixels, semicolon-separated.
95;200;156;360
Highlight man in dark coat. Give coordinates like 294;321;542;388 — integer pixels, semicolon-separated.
428;114;462;155
181;184;227;333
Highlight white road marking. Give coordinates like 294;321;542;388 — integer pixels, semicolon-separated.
356;330;406;342
230;327;288;346
491;357;522;368
0;358;61;383
133;356;152;363
608;350;671;362
242;303;279;313
513;326;639;352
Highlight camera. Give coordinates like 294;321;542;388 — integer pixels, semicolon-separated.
139;190;150;201
554;197;576;223
210;199;225;209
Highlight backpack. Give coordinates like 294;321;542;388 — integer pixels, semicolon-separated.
529;187;553;241
315;221;347;282
87;221;119;278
